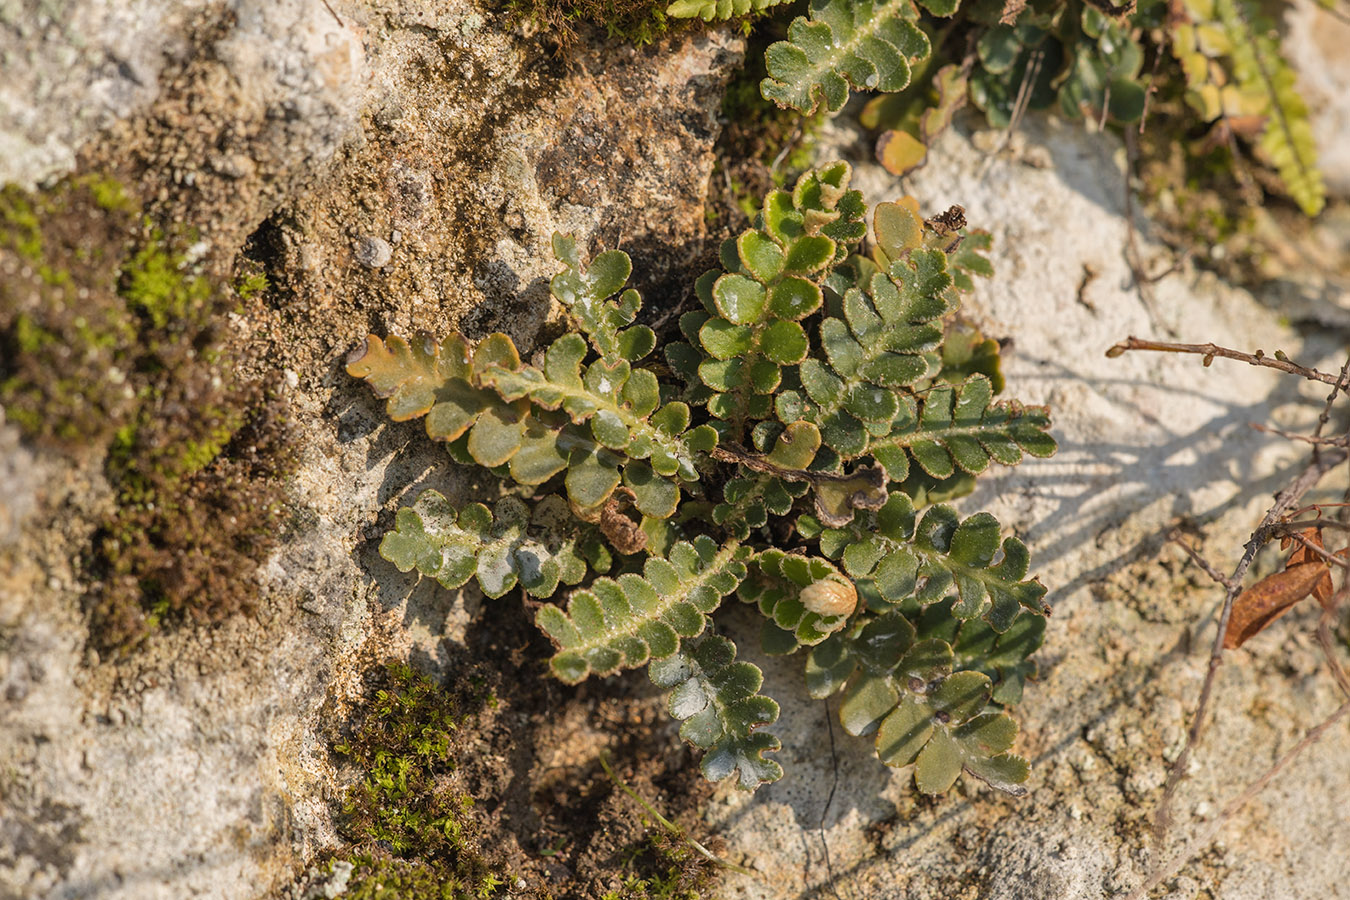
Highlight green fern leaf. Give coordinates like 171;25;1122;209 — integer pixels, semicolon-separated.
1172;0;1326;215
866;375;1056;481
712;471;809;541
773;257;955;458
1219;0;1325;216
649;634;783;790
913;597;1044;705
666;0;792;21
739;549;855;653
805;611;1029;795
346;332;530;468
761;0;931;115
820;493;1048;631
380;491;591;599
689;163;867;435
536;536;749;683
481;333;718;516
549;234;656;364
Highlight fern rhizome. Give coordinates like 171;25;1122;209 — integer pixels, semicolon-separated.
349;163;1057;795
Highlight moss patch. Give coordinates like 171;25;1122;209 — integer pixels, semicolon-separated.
0;174;294;651
327;662;507;899
504;0;677;47
307;619;722;900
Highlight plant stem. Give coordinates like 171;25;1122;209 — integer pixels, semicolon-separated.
1106;337;1339;385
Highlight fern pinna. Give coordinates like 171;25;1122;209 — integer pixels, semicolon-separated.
350;163;1056;794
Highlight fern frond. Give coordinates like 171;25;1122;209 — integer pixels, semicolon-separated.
773;258;955;457
712;471;809;541
666;0;791;21
805;611;1030;795
761;0;931;115
680;162;867;436
1172;0;1326;215
913;597;1045;705
380;491;593;598
817;493;1048;631
549;234;656;365
536;536;750;683
482;334;718;516
345;332;530;468
1219;0;1325;216
649;634;783;790
866;375;1056;481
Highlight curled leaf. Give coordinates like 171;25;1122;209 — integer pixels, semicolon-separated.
1223;562;1327;649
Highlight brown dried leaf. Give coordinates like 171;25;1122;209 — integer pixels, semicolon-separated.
599;487;646;555
1223;561;1328;649
1282;527;1338;609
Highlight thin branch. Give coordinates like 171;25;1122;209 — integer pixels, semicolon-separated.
1311;356;1350;465
1106;337;1340;385
1139;37;1165;135
320;0;344;27
1127;696;1350;900
1168;530;1237;589
1270;519;1350;536
1287;502;1350;518
1283;530;1350;572
1249;423;1348;447
1316;600;1350;701
770;121;805;175
978;49;1043;177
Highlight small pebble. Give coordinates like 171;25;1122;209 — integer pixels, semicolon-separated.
283;369;299;389
354;235;392;269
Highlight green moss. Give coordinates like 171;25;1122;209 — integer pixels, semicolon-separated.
504;0;676;47
327;663;510;900
0;173;295;652
232;271;269;301
0;185;43;262
83;174;131;213
119;233;213;329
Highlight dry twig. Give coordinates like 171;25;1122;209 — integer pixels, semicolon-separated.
1106;337;1341;385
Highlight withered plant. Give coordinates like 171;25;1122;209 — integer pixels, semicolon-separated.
1107;336;1350;898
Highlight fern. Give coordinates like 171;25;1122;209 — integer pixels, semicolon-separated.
738;548;855;652
805;610;1031;794
809;493;1049;631
345;332;529;468
381;492;600;599
673;161;867;437
535;536;749;683
761;0;931;114
549;234;655;366
352;165;1056;796
650;634;783;789
666;0;791;21
1204;0;1324;216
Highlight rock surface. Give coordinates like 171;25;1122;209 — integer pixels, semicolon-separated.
2;3;1350;900
0;1;742;897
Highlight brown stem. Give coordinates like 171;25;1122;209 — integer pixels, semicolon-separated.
1106;337;1340;385
1168;530;1237;589
1249;423;1348;447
